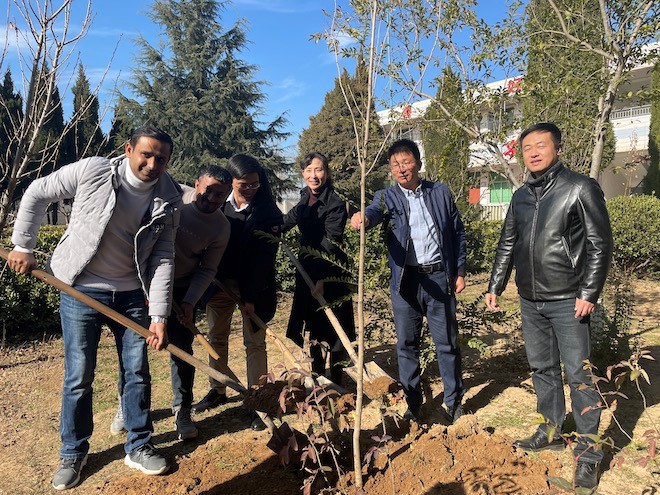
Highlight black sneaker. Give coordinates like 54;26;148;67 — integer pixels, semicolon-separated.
514;429;565;452
574;460;600;489
174;406;198;440
191;389;227;413
124;443;169;475
52;454;88;490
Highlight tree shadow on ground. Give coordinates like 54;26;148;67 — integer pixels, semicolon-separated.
153;401;264;459
195;454;320;495
358;326;533;425
600;344;659;474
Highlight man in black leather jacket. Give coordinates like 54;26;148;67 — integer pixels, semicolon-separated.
485;123;612;490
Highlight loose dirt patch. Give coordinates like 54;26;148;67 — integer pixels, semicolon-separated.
0;279;658;494
358;417;556;495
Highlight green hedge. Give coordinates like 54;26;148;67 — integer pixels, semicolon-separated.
464;219;502;275
607;194;660;275
1;225;65;341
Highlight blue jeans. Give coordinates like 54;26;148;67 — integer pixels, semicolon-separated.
391;268;463;411
520;297;603;463
59;287;153;459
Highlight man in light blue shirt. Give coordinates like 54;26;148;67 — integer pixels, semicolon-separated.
351;139;467;424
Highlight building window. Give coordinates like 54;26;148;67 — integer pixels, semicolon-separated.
489;173;512;203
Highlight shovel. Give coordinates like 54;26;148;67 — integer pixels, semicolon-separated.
172;300;220;360
211;278;346;394
281;245;395;397
0;247;297;453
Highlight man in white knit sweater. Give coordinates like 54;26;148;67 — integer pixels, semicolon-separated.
8;126;181;490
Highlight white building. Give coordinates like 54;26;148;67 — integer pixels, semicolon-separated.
377;62;654;220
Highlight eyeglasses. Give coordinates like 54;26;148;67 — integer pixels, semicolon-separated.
390;160;417;170
236;181;261;191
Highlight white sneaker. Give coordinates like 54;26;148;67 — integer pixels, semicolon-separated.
110;404;126;435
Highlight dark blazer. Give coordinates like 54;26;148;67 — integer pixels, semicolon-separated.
364;180;467;293
488;162;613;303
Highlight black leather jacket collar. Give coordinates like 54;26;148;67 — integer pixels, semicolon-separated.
488;162;612;303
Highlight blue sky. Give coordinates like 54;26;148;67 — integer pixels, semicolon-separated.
4;0;512;158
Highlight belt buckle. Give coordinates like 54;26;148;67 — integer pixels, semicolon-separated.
418;265;433;274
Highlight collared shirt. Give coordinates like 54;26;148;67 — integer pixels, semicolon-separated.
398;183;443;266
227;190;250;212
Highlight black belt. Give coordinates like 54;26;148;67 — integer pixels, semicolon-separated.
408;262;444;274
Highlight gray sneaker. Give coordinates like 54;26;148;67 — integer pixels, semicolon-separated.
110;404;126;435
124;443;169;475
174;406;198;440
52;454;88;490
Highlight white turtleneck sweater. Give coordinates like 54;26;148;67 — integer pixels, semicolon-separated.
75;162;158;291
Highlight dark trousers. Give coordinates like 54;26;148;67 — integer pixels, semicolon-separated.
391;268;463;411
168;287;196;409
520;297;603;463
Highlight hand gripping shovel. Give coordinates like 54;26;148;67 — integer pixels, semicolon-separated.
171;300;220;360
0;247;296;454
281;245;395;398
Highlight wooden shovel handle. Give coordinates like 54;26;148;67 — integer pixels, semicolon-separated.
172;301;221;360
0;247;246;395
281;244;360;367
211;278;305;371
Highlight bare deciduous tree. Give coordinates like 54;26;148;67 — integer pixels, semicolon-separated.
0;0;111;232
537;0;659;179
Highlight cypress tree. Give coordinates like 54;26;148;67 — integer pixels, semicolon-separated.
421;67;473;203
119;0;292;195
0;69;24;166
67;64;105;160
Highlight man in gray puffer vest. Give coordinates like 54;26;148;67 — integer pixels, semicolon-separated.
8;126;182;490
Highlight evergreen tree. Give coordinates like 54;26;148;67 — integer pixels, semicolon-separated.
297;64;387;206
105;97;135;157
119;0;292;194
30;79;65;179
66;64;105;160
522;0;615;176
0;69;24;169
644;62;660;197
421;67;473;204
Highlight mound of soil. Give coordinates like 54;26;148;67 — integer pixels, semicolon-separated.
355;416;557;495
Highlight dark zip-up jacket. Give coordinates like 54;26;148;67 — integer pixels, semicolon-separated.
364;180;466;293
218;194;282;323
488;161;613;303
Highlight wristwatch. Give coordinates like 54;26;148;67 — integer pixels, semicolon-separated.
151;316;168;324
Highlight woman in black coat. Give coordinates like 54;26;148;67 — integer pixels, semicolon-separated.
283;152;355;384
